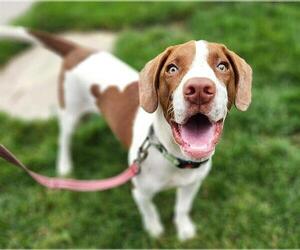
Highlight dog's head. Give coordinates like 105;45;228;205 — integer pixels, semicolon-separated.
139;40;252;160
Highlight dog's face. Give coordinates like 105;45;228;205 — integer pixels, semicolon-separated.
139;40;252;160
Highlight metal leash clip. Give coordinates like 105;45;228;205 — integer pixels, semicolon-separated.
134;136;151;174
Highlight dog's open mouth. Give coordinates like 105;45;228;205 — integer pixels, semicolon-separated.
171;114;223;159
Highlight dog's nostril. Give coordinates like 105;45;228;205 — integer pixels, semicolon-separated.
203;86;214;95
185;86;196;96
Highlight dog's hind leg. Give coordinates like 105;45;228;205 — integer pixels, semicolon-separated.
56;108;81;176
56;73;96;176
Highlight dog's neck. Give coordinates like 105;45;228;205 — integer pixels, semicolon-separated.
152;106;214;162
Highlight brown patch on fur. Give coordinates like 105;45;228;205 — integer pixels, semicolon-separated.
90;82;139;148
139;49;171;113
58;48;95;108
139;41;196;122
63;48;95;71
58;72;65;108
226;50;252;111
29;30;78;57
207;43;252;111
158;41;196;122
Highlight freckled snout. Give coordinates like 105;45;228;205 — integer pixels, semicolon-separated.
184;77;216;105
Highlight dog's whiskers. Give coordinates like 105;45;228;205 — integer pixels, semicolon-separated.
166;95;175;120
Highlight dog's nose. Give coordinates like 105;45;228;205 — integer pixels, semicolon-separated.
184;77;216;105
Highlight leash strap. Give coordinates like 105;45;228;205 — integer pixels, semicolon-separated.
0;126;208;192
0;144;139;192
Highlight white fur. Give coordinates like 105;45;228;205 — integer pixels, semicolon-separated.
71;51;139;92
129;40;228;240
129;106;211;240
1;27;228;241
173;40;228;124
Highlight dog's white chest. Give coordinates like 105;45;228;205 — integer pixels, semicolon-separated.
132;147;211;192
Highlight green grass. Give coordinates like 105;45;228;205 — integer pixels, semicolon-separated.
13;2;199;31
0;2;300;248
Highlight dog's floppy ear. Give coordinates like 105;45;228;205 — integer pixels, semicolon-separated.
227;50;253;111
139;47;174;113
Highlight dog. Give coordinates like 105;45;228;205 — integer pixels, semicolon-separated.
0;26;252;241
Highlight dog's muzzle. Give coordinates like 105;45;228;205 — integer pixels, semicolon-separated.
171;77;224;159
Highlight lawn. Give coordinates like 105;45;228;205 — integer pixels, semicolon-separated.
0;2;299;248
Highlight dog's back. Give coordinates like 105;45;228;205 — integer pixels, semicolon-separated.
0;26;140;174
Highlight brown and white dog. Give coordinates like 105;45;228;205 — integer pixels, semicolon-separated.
0;26;252;241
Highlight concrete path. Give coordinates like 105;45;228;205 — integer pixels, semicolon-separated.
0;1;34;24
0;32;117;120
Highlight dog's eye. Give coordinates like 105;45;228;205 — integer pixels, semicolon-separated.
167;64;178;74
216;62;228;72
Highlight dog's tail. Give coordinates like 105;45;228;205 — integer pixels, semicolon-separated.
0;25;78;57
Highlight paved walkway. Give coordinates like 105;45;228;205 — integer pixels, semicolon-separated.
0;1;34;24
0;32;117;120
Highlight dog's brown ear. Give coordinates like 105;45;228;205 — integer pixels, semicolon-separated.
227;50;253;111
139;47;174;113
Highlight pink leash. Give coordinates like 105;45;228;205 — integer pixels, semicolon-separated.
0;144;139;192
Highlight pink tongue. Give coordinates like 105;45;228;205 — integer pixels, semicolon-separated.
180;115;214;148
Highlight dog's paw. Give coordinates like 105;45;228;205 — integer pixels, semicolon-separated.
56;164;72;177
144;219;164;238
175;215;196;241
57;158;73;177
57;168;71;177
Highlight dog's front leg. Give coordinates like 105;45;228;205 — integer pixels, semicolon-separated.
174;181;201;241
132;188;164;238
